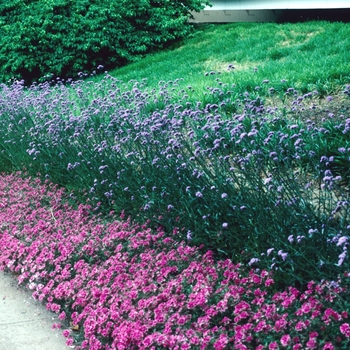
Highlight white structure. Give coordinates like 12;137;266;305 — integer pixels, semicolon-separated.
190;0;350;22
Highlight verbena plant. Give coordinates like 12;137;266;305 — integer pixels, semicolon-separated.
0;73;349;288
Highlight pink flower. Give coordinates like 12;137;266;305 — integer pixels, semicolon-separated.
265;278;274;287
293;345;302;350
62;329;70;338
340;323;350;337
295;321;308;331
322;342;335;350
214;334;228;349
301;302;312;314
274;318;288;332
268;341;279;349
309;331;318;338
58;311;66;320
311;310;321;319
280;334;291;347
306;337;317;349
65;338;74;347
323;308;341;324
234;301;251;315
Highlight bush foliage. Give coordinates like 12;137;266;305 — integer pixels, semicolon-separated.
0;0;209;84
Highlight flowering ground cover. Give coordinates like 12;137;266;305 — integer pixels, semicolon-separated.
0;73;350;288
1;173;350;349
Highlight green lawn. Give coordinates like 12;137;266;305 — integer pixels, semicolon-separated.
95;21;350;100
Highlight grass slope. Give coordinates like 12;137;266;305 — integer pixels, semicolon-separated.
99;21;350;99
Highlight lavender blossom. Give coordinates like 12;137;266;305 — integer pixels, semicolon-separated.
278;250;288;261
337;250;347;266
337;236;348;247
248;258;260;266
267;248;274;256
186;230;192;241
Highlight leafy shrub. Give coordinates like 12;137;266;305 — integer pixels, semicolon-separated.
0;0;209;84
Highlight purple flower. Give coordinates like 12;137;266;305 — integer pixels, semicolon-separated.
195;191;203;198
222;223;228;228
221;193;228;199
187;230;192;241
294;138;303;146
278;250;288;261
267;248;274;256
337;236;348;246
264;177;272;185
248;258;260;266
297;235;305;243
104;191;113;199
337;251;347;266
308;228;318;235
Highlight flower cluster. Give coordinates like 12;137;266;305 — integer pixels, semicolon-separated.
1;173;350;349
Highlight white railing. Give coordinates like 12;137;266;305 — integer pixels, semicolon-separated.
204;0;350;10
190;1;350;22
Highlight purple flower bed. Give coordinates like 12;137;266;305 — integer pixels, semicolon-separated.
1;173;350;349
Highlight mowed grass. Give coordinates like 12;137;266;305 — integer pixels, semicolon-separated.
95;21;350;100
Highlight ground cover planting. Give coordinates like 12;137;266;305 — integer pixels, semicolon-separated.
1;173;350;349
0;19;350;349
0;72;350;287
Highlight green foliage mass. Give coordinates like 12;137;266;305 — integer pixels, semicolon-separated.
0;0;209;84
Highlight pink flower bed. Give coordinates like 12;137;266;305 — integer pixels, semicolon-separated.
0;173;350;349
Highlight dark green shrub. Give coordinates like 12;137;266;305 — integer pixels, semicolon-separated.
0;0;209;84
